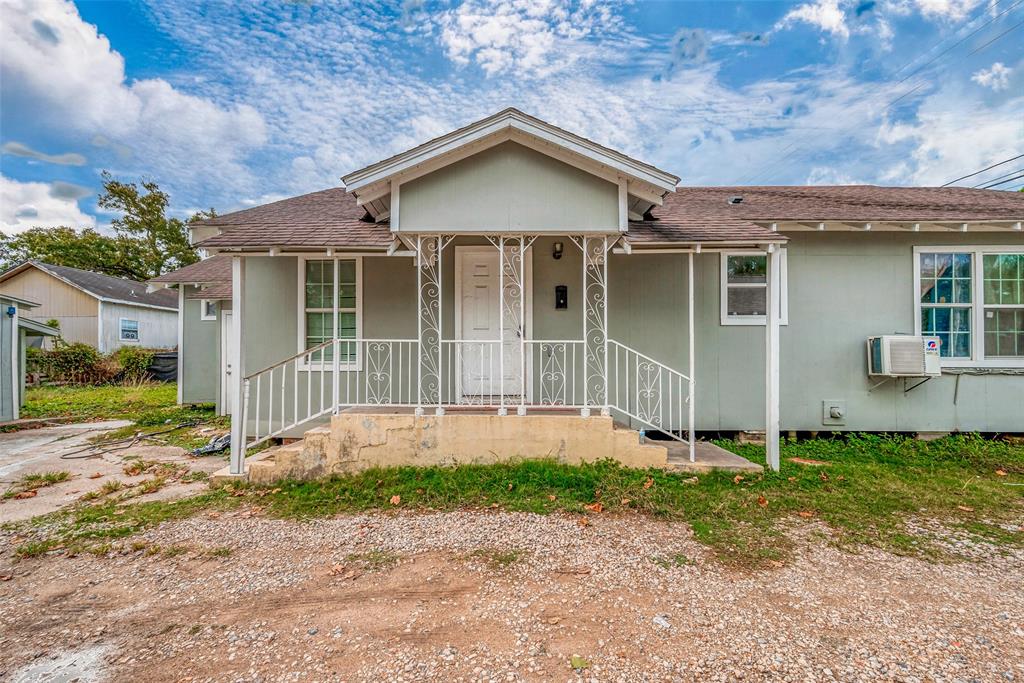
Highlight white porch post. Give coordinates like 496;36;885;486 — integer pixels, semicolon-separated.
229;255;247;476
331;258;340;413
688;251;696;461
497;236;506;415
765;245;781;472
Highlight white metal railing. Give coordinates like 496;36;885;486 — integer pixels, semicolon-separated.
238;336;692;451
607;339;693;443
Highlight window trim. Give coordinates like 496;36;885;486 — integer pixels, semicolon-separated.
720;249;789;326
119;317;140;343
200;299;217;321
296;256;363;371
913;245;1024;369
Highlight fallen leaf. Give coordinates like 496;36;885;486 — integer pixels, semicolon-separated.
643;477;654;490
329;564;346;576
578;516;590;527
797;510;814;518
787;476;796;482
389;495;401;506
13;491;36;499
683;476;699;485
546;616;561;625
757;495;768;507
996;469;1008;477
957;505;975;512
570;655;590;670
507;483;513;490
768;560;785;569
271;488;281;494
547;495;557;501
819;471;830;481
620;498;631;506
0;574;12;581
584;502;604;513
88;473;102;479
733;475;744;485
207;512;221;519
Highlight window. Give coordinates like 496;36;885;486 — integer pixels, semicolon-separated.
914;246;1024;367
200;299;217;321
119;319;139;342
300;258;359;365
720;250;788;325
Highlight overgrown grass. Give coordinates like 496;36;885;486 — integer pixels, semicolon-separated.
3;470;72;499
6;434;1022;568
21;382;179;420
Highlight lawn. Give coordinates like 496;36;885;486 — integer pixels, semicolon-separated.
21;382;180;421
8;433;1022;568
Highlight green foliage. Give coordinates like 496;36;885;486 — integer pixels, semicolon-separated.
35;342;116;384
115;346;156;382
0;172;212;280
21;382;179;419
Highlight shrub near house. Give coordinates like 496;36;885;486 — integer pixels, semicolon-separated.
28;342;157;385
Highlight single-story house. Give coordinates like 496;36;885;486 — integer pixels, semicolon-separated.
151;108;1023;479
0;261;179;352
0;293;59;422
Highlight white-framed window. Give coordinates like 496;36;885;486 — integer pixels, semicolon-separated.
913;246;1024;368
720;250;788;326
119;318;139;342
298;257;361;368
200;299;217;321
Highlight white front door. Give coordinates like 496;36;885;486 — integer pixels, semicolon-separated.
457;249;526;400
220;310;234;415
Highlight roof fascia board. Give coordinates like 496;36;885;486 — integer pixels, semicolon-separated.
343;110;678;194
772;219;1024;231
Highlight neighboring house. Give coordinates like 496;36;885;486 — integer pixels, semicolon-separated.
0;262;179;352
152;109;1023;478
0;294;59;422
149;255;233;413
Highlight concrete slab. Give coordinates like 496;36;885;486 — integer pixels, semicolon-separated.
664;441;763;473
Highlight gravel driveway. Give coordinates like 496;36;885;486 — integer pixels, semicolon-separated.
1;510;1021;682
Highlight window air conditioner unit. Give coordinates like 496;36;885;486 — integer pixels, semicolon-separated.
867;335;942;378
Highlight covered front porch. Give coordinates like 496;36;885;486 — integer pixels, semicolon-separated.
224;231;782;478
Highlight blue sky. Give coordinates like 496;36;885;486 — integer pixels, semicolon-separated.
1;0;1022;233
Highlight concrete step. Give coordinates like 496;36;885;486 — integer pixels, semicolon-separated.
663;440;763;473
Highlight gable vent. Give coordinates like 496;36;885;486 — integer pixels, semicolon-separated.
728;196;744;205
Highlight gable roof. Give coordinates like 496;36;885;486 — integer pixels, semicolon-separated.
342;108;681;196
196;189;391;250
0;262;178;310
19;317;59;337
668;186;1024;225
150;254;234;300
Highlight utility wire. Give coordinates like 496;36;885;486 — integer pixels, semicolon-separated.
981;172;1024;189
942;154;1024;186
739;0;1024;185
972;166;1024;187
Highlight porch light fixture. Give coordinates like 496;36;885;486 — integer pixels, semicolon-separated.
552;241;564;260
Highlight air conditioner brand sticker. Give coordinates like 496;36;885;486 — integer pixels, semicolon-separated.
926;339;939;351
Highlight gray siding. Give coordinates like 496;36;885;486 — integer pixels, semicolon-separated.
236;233;1024;434
99;302;177;353
180;286;220;406
0;299;14;421
400;142;619;232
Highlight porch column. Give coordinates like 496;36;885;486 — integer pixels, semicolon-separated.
577;235;610;417
765;245;781;471
688;251;696;461
415;235;444;415
228;255;247;475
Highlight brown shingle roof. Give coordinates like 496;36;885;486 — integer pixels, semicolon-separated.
192;184;1023;250
0;261;178;309
667;186;1024;223
196;189;392;249
150;254;235;300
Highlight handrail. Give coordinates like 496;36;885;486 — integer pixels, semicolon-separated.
607;338;692;444
243;339;333;381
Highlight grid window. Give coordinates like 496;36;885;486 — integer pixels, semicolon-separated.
919;252;972;358
304;259;358;363
720;251;788;325
983;253;1024;358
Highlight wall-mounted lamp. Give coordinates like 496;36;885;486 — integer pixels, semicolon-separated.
552;241;564;260
5;306;16;318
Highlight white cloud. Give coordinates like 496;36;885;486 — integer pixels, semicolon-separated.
1;141;85;165
776;0;850;39
0;0;267;198
906;0;984;20
0;175;96;233
971;62;1012;91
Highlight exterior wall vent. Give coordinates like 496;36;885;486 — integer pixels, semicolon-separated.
728;196;744;205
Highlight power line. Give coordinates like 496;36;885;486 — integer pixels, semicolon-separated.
942;154;1024;186
973;166;1024;187
981;172;1024;189
739;0;1024;185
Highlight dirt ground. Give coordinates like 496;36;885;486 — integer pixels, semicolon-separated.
0;422;228;524
1;510;1021;682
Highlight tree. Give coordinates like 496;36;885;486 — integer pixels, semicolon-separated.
0;173;214;281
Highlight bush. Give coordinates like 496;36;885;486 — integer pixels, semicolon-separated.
40;342;117;384
116;346;156;382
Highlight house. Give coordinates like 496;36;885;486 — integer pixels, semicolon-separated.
0;261;179;352
151;109;1023;480
0;294;59;422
